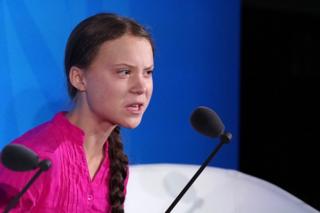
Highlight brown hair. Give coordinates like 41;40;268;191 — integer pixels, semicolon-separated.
64;13;154;212
108;127;128;213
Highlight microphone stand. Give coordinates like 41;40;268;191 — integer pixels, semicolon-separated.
165;132;232;213
3;160;51;213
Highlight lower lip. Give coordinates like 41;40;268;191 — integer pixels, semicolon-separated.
126;105;143;115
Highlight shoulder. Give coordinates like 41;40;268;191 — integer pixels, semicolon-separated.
11;112;68;154
0;112;72;211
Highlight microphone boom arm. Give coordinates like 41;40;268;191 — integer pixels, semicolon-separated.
165;132;231;213
3;160;51;213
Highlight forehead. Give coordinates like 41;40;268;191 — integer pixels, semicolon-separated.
93;34;154;66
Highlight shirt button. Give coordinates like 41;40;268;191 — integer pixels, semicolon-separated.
88;195;94;201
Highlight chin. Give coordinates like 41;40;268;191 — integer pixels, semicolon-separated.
120;118;142;129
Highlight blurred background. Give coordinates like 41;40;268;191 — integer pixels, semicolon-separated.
0;0;318;210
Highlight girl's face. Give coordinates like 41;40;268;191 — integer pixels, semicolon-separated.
77;34;154;129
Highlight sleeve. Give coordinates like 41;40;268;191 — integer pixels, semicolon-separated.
0;163;43;212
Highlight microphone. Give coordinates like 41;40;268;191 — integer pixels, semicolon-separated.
165;106;232;213
190;106;225;138
1;144;40;171
190;106;232;143
1;144;51;213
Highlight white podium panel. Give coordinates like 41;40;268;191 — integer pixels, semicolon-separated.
125;164;318;213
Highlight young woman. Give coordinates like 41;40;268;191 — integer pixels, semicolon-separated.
0;13;154;213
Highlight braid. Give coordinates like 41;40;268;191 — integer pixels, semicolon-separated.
108;127;128;213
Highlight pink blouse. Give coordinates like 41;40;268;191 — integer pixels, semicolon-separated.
0;112;125;212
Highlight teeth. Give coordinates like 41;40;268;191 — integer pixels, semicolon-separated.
126;103;143;114
128;104;140;109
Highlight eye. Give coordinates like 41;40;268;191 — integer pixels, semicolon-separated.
144;69;154;77
117;69;131;78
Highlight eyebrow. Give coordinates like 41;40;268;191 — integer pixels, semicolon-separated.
144;65;154;70
113;63;154;70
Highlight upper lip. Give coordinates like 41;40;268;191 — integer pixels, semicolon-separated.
125;102;144;107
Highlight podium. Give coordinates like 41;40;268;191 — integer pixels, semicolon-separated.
125;164;318;213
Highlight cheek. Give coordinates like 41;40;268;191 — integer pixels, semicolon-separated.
147;80;154;97
86;74;123;98
103;82;130;107
87;81;107;100
86;81;118;108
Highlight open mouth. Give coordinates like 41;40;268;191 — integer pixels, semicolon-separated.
126;103;144;114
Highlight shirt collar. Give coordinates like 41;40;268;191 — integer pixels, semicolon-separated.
52;112;109;154
53;112;85;146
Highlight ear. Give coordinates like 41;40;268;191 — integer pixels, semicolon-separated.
69;66;87;92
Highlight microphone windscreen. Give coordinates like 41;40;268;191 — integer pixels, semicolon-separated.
1;144;39;171
190;106;225;138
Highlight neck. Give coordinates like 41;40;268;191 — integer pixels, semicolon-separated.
66;103;116;157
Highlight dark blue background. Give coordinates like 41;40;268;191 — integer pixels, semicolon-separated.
0;0;240;169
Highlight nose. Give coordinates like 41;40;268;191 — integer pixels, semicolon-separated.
130;73;148;95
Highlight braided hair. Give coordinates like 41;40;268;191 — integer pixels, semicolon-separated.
64;13;154;212
108;127;128;213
